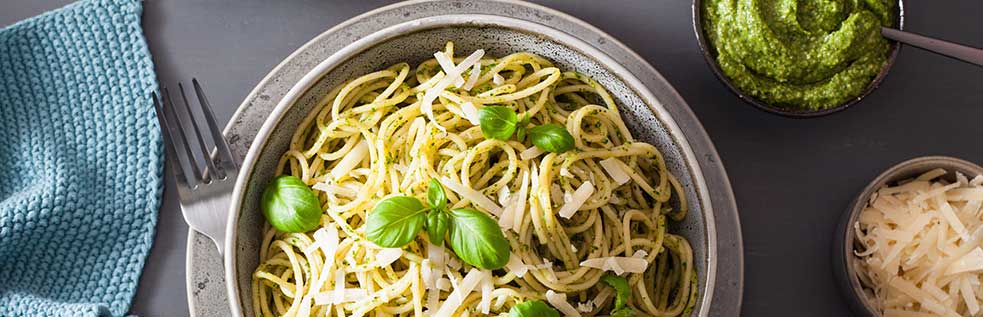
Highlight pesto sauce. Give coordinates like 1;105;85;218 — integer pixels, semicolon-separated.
702;0;895;110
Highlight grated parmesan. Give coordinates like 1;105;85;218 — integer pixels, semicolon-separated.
558;182;594;219
330;140;368;180
374;248;402;267
463;61;481;91
546;290;581;317
493;73;505;85
505;252;529;277
460;102;480;125
855;169;983;316
599;157;631;185
422;49;484;131
434;269;488;317
519;146;545;161
580;256;648;275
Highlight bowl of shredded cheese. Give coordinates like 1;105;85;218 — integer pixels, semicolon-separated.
834;156;983;316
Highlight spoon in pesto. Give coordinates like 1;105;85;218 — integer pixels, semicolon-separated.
881;27;983;67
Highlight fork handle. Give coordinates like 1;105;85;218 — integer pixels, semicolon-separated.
182;196;230;257
882;27;983;67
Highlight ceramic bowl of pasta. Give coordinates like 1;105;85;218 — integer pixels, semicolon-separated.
226;14;719;317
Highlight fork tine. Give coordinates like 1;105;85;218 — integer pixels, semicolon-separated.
163;87;204;185
153;92;193;188
192;78;238;171
178;82;222;181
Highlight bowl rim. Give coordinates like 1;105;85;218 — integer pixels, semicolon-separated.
224;13;719;316
833;156;983;315
690;0;906;118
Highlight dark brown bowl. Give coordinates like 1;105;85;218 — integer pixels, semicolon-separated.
691;1;905;118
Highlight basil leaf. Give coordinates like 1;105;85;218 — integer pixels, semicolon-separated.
528;124;574;153
261;175;322;233
515;112;531;142
366;196;427;248
426;209;449;246
427;178;447;212
509;300;561;317
478;106;518;140
446;208;511;269
601;275;635;316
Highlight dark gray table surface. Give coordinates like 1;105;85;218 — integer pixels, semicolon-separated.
3;1;982;316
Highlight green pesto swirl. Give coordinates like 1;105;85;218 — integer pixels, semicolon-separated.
702;0;895;110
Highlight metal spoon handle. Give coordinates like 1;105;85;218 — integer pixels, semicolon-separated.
882;27;983;67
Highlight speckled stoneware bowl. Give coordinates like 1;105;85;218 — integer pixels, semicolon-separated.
833;156;983;316
226;14;719;316
692;0;905;117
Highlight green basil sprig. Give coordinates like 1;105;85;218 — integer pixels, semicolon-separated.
261;175;323;233
509;300;560;317
447;208;510;270
427;178;447;212
478;106;518;140
365;196;428;247
365;179;511;269
601;274;635;316
528;124;574;153
426;208;450;246
474;106;573;154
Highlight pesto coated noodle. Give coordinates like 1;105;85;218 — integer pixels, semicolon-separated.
252;42;698;317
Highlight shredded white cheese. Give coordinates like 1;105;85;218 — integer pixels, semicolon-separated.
330;140;368;180
478;273;493;314
503;170;530;231
855;169;983;316
577;302;593;313
434;269;488;317
433;51;466;88
505;253;529;277
493;73;505;85
560;167;574;178
311;182;357;198
425;245;448;312
307;226;341;300
498;185;511;206
423;49;484;131
599;157;631;185
519;146;545;161
580;256;648;275
374;248;402;267
463;61;481;91
558;182;594;219
546;290;581;317
460;101;480;125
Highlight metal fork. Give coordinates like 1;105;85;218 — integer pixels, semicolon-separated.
152;79;237;256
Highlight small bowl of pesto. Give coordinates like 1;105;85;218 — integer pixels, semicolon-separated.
693;0;904;117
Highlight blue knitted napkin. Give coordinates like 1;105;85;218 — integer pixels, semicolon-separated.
0;0;162;316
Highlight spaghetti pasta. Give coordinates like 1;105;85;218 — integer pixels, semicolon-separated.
252;41;698;317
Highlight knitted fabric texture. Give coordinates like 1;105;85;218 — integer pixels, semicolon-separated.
0;0;162;316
